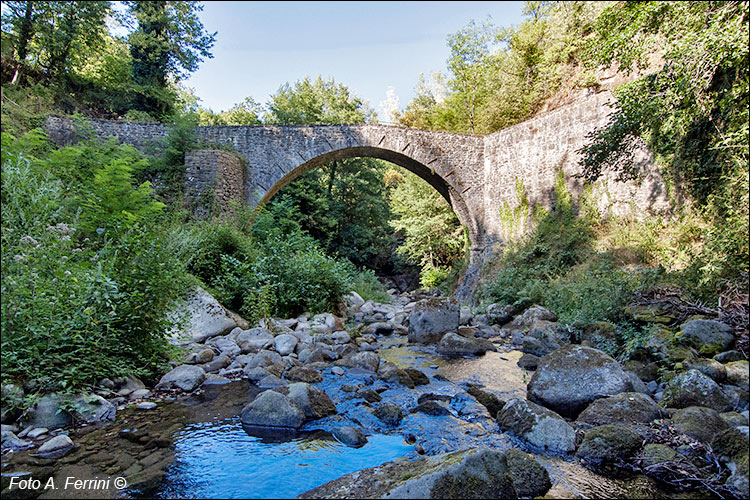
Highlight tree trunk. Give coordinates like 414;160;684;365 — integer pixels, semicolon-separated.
11;1;34;85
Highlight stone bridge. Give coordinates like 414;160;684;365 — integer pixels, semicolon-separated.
44;90;670;263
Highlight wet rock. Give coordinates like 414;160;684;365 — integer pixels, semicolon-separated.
235;328;274;352
411;400;451;416
332;426;367;448
437;332;495;356
497;398;576;453
274;334;298;356
504;448;552;497
373;403;404;427
517;353;540;371
240;390;305;429
660;369;732;411
26;427;48;439
285;366;323;383
37;434;74;458
129;389;152;400
575;424;642;464
671;406;729;444
725;360;749;391
404;368;429;386
358;389;382;403
24;394;72;430
136;402;157;410
155;364;206;392
331;367;344;376
466;386;504;418
677;319;734;356
577;393;665;427
379;363;415;388
298;447;518;499
408;297;459;344
527;345;634;417
285;383;337;420
196;348;215;364
346;352;380;373
1;430;33;451
485;303;512;326
166;286;237;344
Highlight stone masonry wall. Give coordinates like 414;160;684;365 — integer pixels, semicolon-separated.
184;150;246;217
43;89;672;253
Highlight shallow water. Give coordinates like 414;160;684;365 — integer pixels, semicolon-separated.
149;418;412;499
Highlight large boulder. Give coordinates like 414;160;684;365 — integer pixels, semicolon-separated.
504;449;552;498
240;390;305;429
373;403;404;427
485;303;512;326
23;394;72;430
497;398;576;453
408;298;459;344
345;352;380;373
725;360;750;391
677;319;734;356
155;364;206;392
577;393;665;427
437;332;496;356
660;369;733;412
284;383;337;420
671;406;729;444
527;345;634;417
71;394;116;424
575;424;642;464
332;426;367;448
299;448;519;499
235;328;274;352
166;287;237;344
502;305;557;333
274;334;298;356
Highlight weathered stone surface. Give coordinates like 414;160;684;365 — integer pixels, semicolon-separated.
485;303;512;326
274;334;298;356
1;430;33;451
166;287;237;344
677;319;734;356
437;332;496;356
71;394;116;424
575;425;642;464
298;448;518;499
235;328;274;352
285;366;323;383
155;365;206;392
23;395;72;430
660;369;733;412
285;383;337;420
346;352;380;373
37;434;74;457
240;390;305;429
683;358;727;383
725;360;750;391
332;426;367;448
504;448;551;498
497;398;576;453
246;350;283;370
671;406;729;444
517;353;540;371
373;403;404;427
527;345;634;417
379;363;416;388
466;386;504;418
577;393;664;427
503;305;558;333
408;298;459;344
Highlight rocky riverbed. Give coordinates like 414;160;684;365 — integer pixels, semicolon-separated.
2;287;748;499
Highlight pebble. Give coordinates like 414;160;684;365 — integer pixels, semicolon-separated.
332;367;345;376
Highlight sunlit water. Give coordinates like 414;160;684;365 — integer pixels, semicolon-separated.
150;418;411;499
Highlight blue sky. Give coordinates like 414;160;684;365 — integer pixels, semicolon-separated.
183;1;525;121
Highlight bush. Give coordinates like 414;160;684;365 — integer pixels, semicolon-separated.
349;267;391;304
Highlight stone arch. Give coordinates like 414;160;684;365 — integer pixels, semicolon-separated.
256;145;481;248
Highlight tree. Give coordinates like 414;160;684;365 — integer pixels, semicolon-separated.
264;76;393;270
126;1;216;115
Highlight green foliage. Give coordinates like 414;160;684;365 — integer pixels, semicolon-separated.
1;130;184;392
579;0;749;291
390;169;465;285
348;267;392;304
